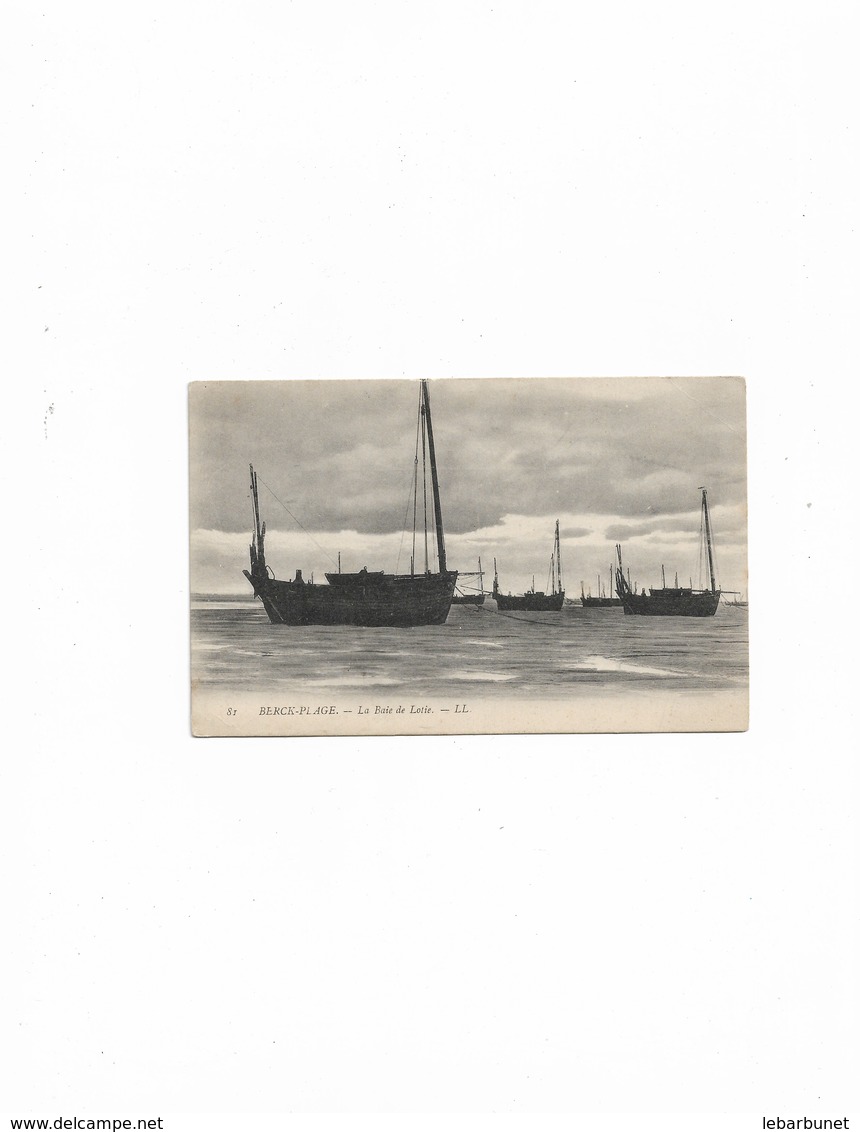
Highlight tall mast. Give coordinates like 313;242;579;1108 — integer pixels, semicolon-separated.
250;464;262;542
421;380;447;573
421;404;429;572
249;464;266;571
554;520;563;592
701;487;717;593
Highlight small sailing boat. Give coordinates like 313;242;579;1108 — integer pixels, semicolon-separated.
725;591;748;608
614;488;722;617
451;558;487;605
492;521;565;612
243;380;458;626
580;566;623;608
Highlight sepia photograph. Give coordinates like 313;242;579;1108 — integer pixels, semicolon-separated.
190;376;748;736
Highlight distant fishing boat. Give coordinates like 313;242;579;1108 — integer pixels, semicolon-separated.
614;489;721;617
243;380;457;626
492;522;565;612
725;592;748;608
580;566;623;608
451;558;486;605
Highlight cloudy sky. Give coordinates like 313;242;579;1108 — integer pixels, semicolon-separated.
190;377;747;596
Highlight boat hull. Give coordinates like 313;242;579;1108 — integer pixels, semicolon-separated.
495;591;565;612
245;570;458;627
451;593;485;606
620;589;720;617
581;597;623;608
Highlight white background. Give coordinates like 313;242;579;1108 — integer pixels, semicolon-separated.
3;1;857;1127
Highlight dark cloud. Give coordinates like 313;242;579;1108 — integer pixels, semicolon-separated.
606;503;747;544
606;515;708;541
190;377;746;538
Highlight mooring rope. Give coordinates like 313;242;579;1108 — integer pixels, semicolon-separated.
473;603;575;629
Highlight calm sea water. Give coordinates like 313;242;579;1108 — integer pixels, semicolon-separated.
191;598;748;701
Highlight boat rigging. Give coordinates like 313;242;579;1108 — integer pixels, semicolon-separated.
492;521;565;612
613;489;722;617
243;380;457;627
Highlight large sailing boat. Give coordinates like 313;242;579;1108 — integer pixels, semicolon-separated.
580;566;623;608
614;488;721;617
243;380;457;626
492;521;565;612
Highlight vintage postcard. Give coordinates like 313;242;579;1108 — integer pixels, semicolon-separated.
190;377;748;736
